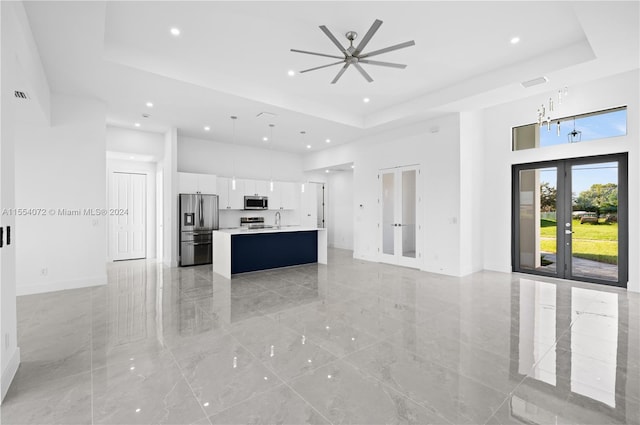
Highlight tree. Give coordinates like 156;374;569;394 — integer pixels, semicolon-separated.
574;183;618;215
540;182;557;212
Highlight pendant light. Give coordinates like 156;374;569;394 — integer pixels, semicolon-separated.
230;116;237;190
300;131;306;193
269;124;274;192
568;116;581;143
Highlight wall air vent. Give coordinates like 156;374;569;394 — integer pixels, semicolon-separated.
521;77;548;88
256;112;277;119
14;90;29;100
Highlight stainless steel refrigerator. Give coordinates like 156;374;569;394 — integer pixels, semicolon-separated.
179;193;219;266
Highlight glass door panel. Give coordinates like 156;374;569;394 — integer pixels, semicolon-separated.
517;167;558;275
569;162;619;282
401;170;417;259
382;172;395;255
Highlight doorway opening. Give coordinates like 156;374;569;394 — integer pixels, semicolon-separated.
512;153;628;287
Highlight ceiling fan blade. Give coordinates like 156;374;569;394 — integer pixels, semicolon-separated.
290;49;344;60
359;40;416;58
331;63;350;84
358;59;407;69
319;25;352;57
353;19;383;56
300;61;345;73
353;62;374;83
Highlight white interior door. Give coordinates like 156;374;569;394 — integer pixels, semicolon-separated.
110;172;146;261
380;166;420;268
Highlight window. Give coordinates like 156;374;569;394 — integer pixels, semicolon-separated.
512;107;627;151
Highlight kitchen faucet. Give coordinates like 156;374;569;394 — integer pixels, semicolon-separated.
275;211;281;227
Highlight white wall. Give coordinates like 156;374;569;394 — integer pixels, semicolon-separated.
327;171;354;250
1;0;54;400
459;110;485;275
304;115;465;275
106;126;164;160
482;70;639;292
106;159;158;260
178;135;304;182
14;94;107;295
162;129;178;267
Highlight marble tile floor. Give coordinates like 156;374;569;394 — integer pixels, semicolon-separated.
2;248;639;424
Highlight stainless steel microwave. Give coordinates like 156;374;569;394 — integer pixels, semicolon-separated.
244;196;268;210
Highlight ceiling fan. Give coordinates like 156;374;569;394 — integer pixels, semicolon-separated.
291;19;415;84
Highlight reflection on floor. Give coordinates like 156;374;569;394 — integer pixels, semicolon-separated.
3;249;639;424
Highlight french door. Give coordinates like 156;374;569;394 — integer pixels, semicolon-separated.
380;165;421;268
512;154;627;287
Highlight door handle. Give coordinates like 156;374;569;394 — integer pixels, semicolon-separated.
565;230;574;234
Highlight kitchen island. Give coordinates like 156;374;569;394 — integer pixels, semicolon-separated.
212;227;327;278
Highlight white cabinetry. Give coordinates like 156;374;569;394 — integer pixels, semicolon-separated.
217;177;244;210
178;172;217;194
300;183;318;227
281;182;300;210
268;181;300;210
243;179;269;197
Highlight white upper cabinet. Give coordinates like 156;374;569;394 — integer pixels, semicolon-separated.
280;181;300;210
217;176;230;209
229;179;245;209
244;179;269;197
268;182;281;210
217;177;244;210
178;172;217;194
178;172;199;194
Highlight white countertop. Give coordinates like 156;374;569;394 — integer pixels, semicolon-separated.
214;226;326;235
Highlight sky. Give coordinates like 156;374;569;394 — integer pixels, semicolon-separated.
539;108;626;148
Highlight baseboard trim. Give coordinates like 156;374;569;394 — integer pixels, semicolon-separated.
16;274;107;296
1;347;20;403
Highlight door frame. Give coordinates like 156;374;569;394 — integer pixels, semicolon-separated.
512;153;628;287
378;164;421;268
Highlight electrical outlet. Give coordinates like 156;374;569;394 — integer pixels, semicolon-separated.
41;268;48;276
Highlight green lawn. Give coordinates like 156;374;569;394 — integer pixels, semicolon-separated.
539;218;618;264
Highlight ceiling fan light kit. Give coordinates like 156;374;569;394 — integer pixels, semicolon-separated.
291;19;415;84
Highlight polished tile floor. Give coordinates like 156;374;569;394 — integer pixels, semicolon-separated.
2;248;639;424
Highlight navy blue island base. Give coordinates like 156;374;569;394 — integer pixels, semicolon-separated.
231;230;318;274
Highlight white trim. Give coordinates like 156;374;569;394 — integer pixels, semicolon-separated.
1;347;20;403
16;275;106;296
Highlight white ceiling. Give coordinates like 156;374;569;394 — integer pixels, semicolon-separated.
22;1;639;153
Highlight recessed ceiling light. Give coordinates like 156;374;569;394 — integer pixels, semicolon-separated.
134;122;140;127
325;169;329;173
325;139;331;143
306;145;311;149
170;27;181;36
129;156;135;160
204;126;210;131
351;164;355;169
287;70;295;77
363;97;370;103
145;102;153;108
510;36;520;44
263;136;268;141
